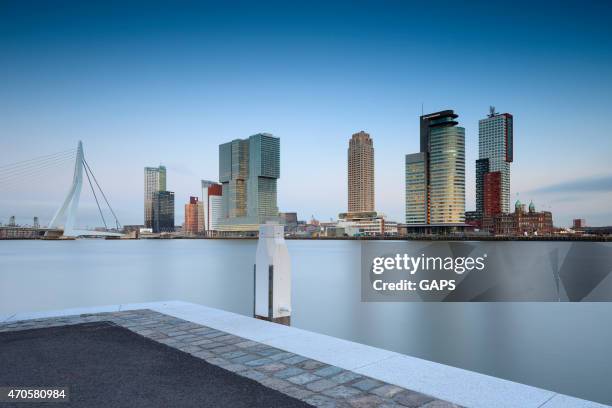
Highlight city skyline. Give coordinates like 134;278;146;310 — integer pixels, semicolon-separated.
1;1;612;227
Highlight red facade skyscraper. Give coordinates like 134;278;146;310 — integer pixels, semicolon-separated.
483;171;502;217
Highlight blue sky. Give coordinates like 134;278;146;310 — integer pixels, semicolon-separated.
1;0;611;227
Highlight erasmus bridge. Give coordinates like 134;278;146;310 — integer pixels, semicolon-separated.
0;141;122;238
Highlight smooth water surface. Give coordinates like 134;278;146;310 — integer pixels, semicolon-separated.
1;240;610;404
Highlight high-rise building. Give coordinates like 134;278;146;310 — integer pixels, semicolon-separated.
218;133;280;232
405;110;465;226
201;180;223;233
184;196;204;235
152;190;174;233
144;165;166;228
348;131;375;213
483;171;502;216
478;107;513;214
405;153;427;224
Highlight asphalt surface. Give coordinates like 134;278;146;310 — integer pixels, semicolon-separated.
0;321;312;408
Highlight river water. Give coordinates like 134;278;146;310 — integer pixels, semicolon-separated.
0;239;610;404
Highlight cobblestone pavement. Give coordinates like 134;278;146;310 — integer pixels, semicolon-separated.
0;310;462;408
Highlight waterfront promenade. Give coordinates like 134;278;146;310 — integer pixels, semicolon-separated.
1;301;608;408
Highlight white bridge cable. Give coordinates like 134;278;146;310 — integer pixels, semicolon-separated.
82;158;121;229
0;148;76;171
0;151;76;182
0;155;76;187
82;158;108;230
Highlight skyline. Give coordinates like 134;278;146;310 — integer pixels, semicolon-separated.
1;1;612;227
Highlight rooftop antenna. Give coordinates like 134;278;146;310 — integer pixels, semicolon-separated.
489;106;496;117
421;102;424;116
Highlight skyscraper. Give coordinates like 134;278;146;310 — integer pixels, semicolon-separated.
184;196;204;235
348;131;374;213
152;190;174;233
405;110;465;226
218;133;280;231
144;165;166;228
201;180;223;233
478;107;513;214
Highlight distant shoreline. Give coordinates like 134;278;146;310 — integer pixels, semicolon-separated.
2;235;611;242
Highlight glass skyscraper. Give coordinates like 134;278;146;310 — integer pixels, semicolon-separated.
144;165;166;228
478;107;513;214
218;133;280;232
405;110;465;226
152;190;174;233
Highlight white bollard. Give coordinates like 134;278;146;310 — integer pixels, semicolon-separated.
254;222;291;326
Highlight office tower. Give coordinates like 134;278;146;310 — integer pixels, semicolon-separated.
218;133;280;231
184;196;204;234
478;107;513;214
152;190;174;233
348;131;375;213
144;165;167;228
201;180;222;232
405;153;428;224
405;110;465;225
483;171;502;216
475;158;490;217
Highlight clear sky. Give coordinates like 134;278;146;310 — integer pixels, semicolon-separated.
1;0;611;228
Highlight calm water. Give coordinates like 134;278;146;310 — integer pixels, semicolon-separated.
1;240;611;405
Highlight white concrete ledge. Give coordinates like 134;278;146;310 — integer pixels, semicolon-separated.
4;301;610;408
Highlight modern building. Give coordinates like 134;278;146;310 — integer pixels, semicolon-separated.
484;200;553;236
152;190;174;233
218;133;280;232
348;131;375;213
405;110;465;228
483;171;502;217
184;196;204;235
477;107;513;215
144;165;166;228
201;180;223;234
337;212;397;237
573;219;586;229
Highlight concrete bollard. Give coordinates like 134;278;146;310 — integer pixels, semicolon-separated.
254;222;291;326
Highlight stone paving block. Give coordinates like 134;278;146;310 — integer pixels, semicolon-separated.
256;362;288;373
393;390;435;408
331;371;363;384
235;340;260;348
353;378;383;392
282;355;309;365
231;354;262;364
304;394;340;408
245;357;275;367
297;359;327;370
268;351;295;361
206;357;228;366
347;394;389;408
218;363;249;373
305;378;337;392
255;347;284;357
258;377;293;391
176;345;203;354
371;384;405;399
199;341;224;350
190;338;215;346
209;345;237;354
241;369;268;381
219;350;247;359
192;350;215;360
323;385;363;399
282;385;315;401
314;365;345;378
274;366;306;379
287;372;321;385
